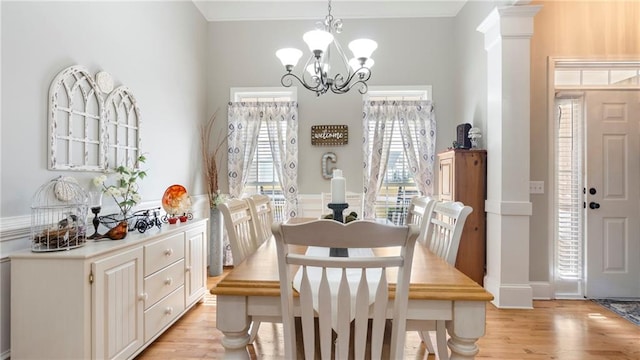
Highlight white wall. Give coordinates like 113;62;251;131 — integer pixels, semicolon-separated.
0;1;207;356
206;17;458;195
1;1;208;217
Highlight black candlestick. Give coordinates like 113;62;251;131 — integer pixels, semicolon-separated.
327;202;349;257
89;206;101;239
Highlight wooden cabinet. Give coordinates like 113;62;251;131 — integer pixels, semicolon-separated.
438;149;487;285
10;219;207;360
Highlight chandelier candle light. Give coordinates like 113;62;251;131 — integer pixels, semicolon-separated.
275;0;377;96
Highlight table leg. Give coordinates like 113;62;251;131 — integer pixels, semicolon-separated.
447;301;486;360
217;295;251;359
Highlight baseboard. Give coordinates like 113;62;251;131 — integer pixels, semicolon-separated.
530;281;553;300
484;275;533;309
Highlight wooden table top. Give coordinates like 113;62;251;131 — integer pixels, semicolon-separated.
211;219;494;302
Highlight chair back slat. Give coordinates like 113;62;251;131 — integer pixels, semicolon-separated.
299;266;316;360
406;196;438;245
247;194;274;245
353;268;370;360
218;198;259;266
425;201;473;265
318;268;332;358
272;220;418;359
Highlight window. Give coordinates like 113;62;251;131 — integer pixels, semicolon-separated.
554;96;584;295
230;87;296;220
364;86;432;224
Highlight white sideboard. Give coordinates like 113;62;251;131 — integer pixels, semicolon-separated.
10;218;208;360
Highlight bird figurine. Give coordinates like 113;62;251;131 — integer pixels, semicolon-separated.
97;220;129;240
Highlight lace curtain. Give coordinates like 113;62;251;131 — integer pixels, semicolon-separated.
226;101;299;265
227;101;299;213
362;100;436;218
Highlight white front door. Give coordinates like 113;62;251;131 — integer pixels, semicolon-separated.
585;90;640;298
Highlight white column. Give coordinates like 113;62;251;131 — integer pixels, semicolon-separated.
477;5;541;309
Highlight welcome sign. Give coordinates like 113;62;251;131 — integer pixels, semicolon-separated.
311;125;348;146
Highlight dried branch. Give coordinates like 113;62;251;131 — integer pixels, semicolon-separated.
201;110;228;208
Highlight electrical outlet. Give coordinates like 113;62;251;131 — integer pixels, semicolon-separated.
530;181;544;194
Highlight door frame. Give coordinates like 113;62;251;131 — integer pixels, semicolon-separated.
547;57;640;299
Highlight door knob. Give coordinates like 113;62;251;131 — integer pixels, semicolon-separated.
589;188;597;195
589;202;600;209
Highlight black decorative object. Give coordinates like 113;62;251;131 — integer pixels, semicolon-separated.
100;207;162;233
88;206;102;239
133;207;162;233
456;123;472;149
327;203;349;257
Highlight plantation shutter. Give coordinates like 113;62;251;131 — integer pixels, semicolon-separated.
555;97;583;281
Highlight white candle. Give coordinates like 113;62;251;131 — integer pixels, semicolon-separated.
331;169;346;203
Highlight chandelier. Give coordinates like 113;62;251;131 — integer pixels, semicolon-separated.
275;0;377;96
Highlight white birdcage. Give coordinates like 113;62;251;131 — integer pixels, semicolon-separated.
31;176;89;252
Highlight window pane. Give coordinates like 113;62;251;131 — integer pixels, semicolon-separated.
555;70;581;85
582;70;609;85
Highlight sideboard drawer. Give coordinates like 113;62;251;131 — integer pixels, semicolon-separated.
144;233;185;275
144;286;185;342
144;259;185;309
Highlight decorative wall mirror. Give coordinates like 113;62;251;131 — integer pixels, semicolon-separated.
104;86;141;169
48;65;141;171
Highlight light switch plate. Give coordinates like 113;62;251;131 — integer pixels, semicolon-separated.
530;181;544;194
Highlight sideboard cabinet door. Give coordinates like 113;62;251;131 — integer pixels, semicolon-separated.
92;246;144;360
185;224;207;306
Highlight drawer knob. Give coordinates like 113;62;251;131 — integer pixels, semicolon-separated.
165;277;173;286
164;248;174;256
138;293;148;302
185;266;191;272
165;307;174;315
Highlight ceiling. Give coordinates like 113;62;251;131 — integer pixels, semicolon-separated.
192;0;469;22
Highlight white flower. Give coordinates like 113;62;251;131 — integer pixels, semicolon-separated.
93;175;107;187
106;187;121;197
98;154;148;216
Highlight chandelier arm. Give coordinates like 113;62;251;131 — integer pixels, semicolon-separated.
330;78;369;95
329;66;372;93
280;72;329;96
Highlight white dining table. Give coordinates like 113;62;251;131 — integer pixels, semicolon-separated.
211;218;494;359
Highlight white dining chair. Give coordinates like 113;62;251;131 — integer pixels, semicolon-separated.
218;198;265;343
272;219;419;359
408;200;473;360
246;194;274;246
218;198;260;266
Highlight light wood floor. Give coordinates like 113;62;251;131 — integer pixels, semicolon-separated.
136;272;640;359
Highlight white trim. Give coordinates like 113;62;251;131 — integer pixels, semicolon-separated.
230;87;297;102
484;200;532;216
364;85;432;101
484;275;533;309
530;281;553;300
